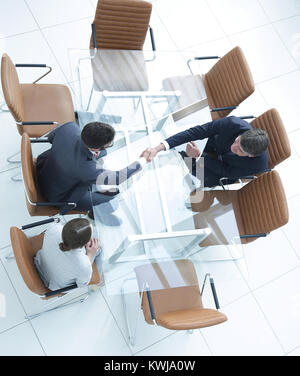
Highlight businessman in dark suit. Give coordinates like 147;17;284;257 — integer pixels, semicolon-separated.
36;121;150;219
147;116;269;187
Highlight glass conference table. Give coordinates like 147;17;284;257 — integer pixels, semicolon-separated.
69;49;244;295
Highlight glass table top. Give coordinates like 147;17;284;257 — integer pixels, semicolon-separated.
68;48;244;295
90;116;244;295
68;48;208;130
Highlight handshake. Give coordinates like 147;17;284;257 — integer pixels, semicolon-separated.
139;141;201;163
139;145;162;162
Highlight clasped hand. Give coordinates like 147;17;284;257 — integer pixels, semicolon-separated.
139;147;159;162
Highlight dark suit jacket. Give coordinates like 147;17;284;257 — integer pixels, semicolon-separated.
165;116;268;187
36;122;142;204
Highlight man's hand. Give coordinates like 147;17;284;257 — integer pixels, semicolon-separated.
186;141;201;159
140;148;152;162
140;143;166;162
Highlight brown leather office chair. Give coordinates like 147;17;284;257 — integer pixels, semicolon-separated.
202;46;255;120
122;259;227;345
90;0;153;51
0;53;75;176
191;170;289;246
82;0;155;103
10;221;101;319
162;46;254;120
1;53;75;138
21;133;87;217
218;108;291;188
250;108;291;170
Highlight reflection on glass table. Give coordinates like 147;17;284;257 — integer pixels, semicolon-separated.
91;116;244;295
68;49;208;130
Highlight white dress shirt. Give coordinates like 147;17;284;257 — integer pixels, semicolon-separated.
34;222;93;291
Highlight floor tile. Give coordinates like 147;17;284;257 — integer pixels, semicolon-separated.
182;37;234;74
273;15;300;68
229;25;298;83
287;345;300;356
0;259;27;334
258;0;300;22
42;18;93;83
26;0;94;28
207;0;269;35
100;280;175;354
237;229;299;291
154;0;225;49
135;330;212;356
0;322;44;356
145;7;179;51
282;194;300;259
30;291;131;356
201;293;284;356
276;149;300;199
0;0;38;38
1;30;67;84
257;70;300;133
254;267;300;353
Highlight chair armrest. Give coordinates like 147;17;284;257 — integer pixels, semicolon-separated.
35;201;77;214
201;273;221;310
240;233;268;239
149;26;156;52
30;138;51;143
187;56;220;74
43;284;78;298
91;23;97;50
16;121;60;126
209;276;220;310
15;63;52;83
219;175;257;190
146;287;156;321
238;115;256;120
211;105;237;112
20;218;60;230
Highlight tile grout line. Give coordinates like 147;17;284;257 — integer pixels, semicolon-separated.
98;288;135;356
256;0;300;70
23;0;74;85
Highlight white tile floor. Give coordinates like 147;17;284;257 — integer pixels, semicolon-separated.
0;0;300;356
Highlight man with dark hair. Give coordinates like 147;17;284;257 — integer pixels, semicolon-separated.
146;116;269;187
36;121;151;220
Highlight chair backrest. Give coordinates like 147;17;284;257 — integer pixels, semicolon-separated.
10;227;49;296
251;108;291;170
1;53;25;122
90;0;152;50
203;46;255;120
236;170;289;243
21;133;39;207
135;260;202;325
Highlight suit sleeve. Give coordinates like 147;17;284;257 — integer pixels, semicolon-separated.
82;160;143;187
165;117;229;149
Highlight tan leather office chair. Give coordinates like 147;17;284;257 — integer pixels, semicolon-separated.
21;133;87;216
90;0;153;51
202;46;255;120
162;46;254;120
82;0;155;107
0;53;75;176
250;108;291;170
1;53;75;138
191;170;289;246
122;259;227;345
219;108;291;188
10;220;101;319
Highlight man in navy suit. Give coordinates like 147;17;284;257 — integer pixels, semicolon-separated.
36;121;151;218
148;116;269;187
